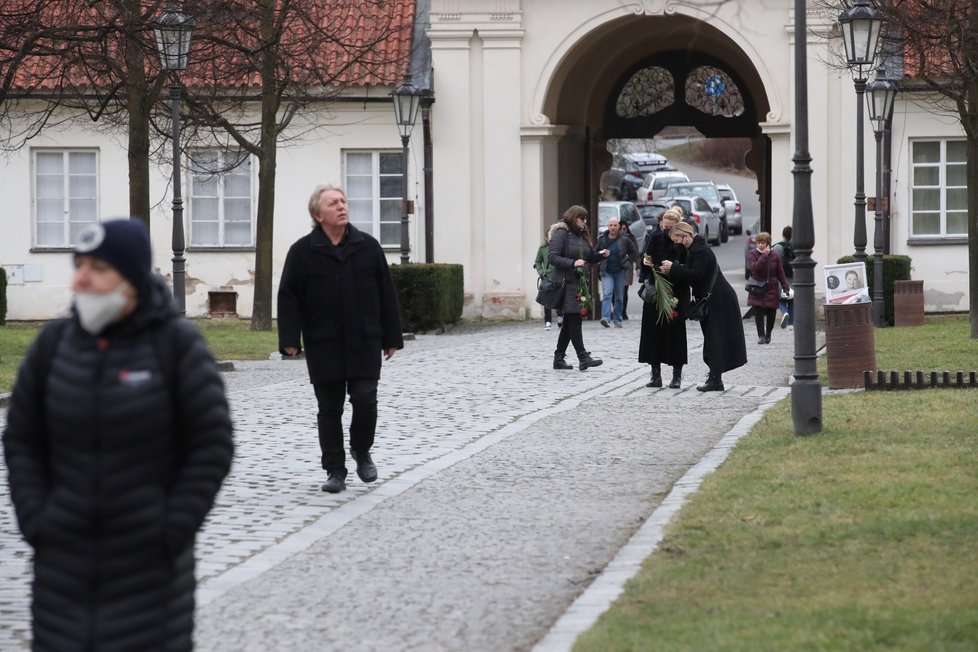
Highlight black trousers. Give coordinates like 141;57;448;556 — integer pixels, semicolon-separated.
313;378;378;475
555;313;586;358
754;308;776;336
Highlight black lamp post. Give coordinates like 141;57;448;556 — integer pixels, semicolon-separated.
866;71;897;327
790;0;822;436
838;0;884;264
391;75;421;265
153;3;195;315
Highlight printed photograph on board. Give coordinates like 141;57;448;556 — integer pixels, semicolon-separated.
823;262;870;304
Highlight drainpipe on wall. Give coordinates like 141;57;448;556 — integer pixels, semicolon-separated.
422;104;434;263
883;115;893;255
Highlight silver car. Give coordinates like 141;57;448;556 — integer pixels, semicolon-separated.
716;183;743;235
660;195;722;247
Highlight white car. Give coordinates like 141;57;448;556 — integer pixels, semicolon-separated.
660;195;723;247
597;201;647;245
638;170;689;202
716;183;743;235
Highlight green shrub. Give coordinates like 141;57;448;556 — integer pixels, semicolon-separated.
836;254;911;326
390;263;463;332
0;267;6;326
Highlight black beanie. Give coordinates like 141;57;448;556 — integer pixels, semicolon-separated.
74;219;152;290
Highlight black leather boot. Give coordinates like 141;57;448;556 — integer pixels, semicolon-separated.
646;364;662;388
668;365;683;388
577;351;603;371
696;372;724;392
553;352;573;370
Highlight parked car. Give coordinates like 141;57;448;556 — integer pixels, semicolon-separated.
618;169;644;201
636;200;698;234
660;195;722;246
624;151;671;176
597;200;647;244
716;183;743;235
665;180;728;243
744;219;760;278
638;169;689;202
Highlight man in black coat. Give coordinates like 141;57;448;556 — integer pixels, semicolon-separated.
278;184;404;493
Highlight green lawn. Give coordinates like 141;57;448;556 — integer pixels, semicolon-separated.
576;314;978;652
0;319;278;393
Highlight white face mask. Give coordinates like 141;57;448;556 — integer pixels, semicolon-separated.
74;282;131;335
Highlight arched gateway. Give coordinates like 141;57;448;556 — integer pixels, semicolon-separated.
428;3;801;320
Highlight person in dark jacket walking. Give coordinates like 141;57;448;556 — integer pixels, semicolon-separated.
660;221;747;391
638;207;688;388
747;231;791;344
3;219;233;652
278;184;404;493
534;233;561;330
596;217;638;328
547;205;610;371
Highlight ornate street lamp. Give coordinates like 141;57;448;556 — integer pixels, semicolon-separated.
153;3;195;315
790;0;822;436
391;75;422;265
838;0;885;263
866;71;898;327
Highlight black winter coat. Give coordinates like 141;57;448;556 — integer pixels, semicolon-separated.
548;222;605;315
667;236;747;374
278;225;404;384
3;275;233;652
637;228;688;366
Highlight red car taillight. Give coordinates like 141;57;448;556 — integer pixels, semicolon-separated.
735;202;741;213
692;212;701;224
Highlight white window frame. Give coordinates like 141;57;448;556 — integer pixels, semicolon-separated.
188;149;255;248
909;138;967;239
31;148;100;249
343;150;403;247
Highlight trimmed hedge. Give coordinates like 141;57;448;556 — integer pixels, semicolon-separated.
836;254;911;326
0;266;6;326
390;263;463;332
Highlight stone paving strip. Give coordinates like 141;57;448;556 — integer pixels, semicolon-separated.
0;317;811;651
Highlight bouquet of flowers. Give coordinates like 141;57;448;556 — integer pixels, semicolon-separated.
575;269;592;317
650;267;679;325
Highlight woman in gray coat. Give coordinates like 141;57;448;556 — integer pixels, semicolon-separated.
547;205;610;370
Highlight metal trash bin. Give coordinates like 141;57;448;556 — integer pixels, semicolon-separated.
824;302;876;389
893;280;925;327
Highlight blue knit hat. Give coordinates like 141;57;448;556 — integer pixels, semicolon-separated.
74;219;152;290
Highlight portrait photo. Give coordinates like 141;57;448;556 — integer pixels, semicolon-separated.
823;262;870;304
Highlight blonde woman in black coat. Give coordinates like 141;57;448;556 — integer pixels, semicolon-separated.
4;220;233;651
660;221;747;391
547;205;610;371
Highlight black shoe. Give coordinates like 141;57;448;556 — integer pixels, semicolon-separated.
758;336;766;345
696;377;724;392
553;354;573;370
350;449;377;483
578;352;603;370
765;334;772;344
321;472;347;493
668;367;683;389
646;365;662;388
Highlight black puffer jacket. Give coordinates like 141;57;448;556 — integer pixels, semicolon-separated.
3;275;233;652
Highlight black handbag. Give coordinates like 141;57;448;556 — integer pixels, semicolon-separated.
638;278;656;303
745;255;771;296
535;275;565;309
687;264;719;322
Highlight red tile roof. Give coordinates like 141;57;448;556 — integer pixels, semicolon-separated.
5;0;416;92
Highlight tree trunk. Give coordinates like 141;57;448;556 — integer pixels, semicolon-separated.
968;136;977;339
125;29;151;227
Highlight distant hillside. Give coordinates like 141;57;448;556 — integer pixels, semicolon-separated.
662;138;752;176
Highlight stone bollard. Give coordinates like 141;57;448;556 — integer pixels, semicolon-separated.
893;280;925;327
824;302;876;389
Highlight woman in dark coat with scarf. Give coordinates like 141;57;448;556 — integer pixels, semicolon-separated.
660;221;747;391
3;220;233;652
638;206;688;388
746;231;791;344
547;205;610;371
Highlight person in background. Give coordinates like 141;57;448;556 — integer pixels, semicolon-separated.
4;219;233;651
638;206;688;388
747;231;790;344
548;205;610;371
534;231;562;330
660;221;746;391
620;219;641;321
596;216;638;328
278;184;404;494
772;225;795;328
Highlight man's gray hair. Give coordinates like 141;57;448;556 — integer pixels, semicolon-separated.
308;184;346;225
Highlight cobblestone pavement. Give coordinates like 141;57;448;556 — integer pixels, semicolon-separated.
0;312;812;651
